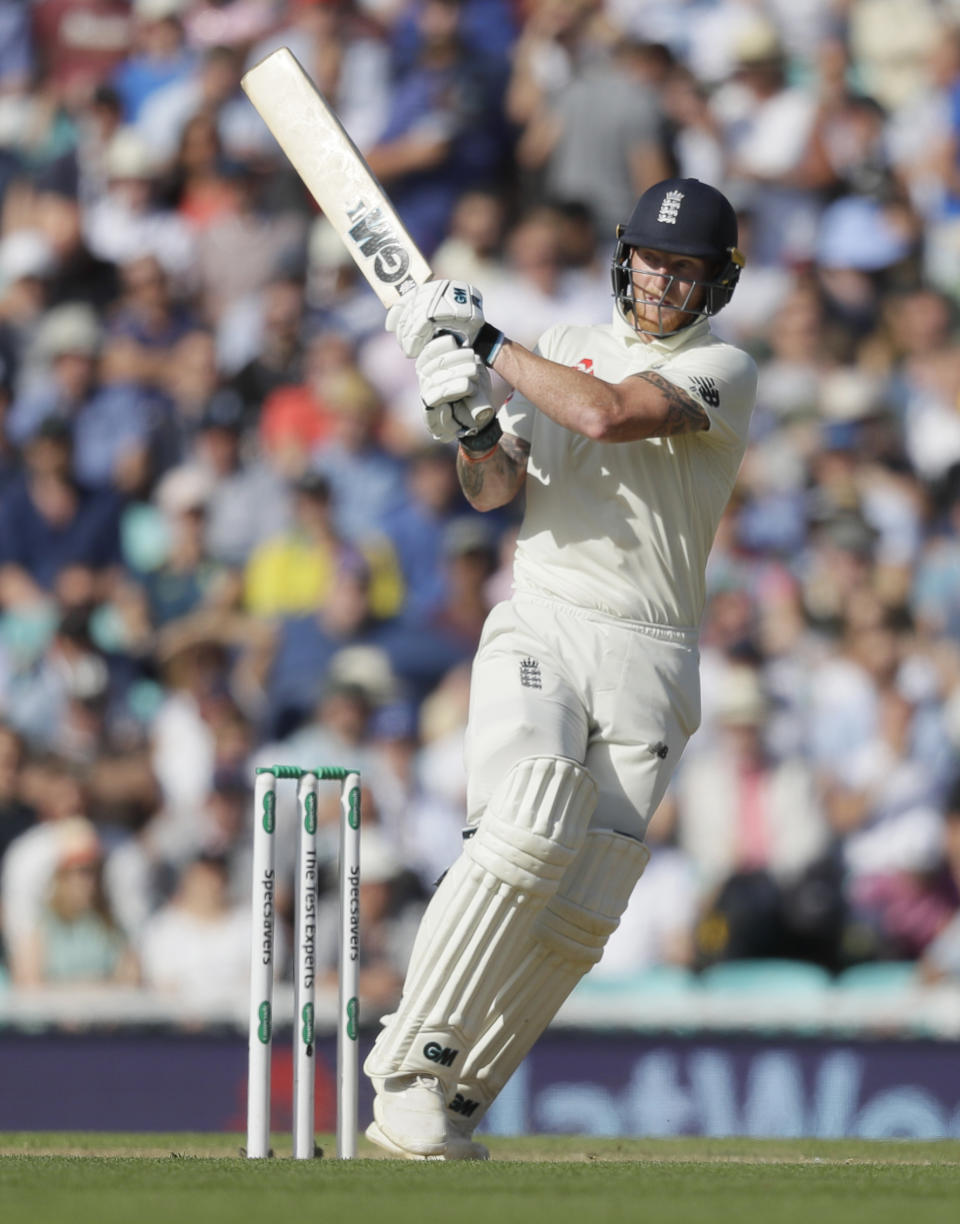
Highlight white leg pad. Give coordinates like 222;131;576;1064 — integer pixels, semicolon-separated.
446;829;650;1129
364;755;597;1087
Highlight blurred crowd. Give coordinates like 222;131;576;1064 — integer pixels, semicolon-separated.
2;0;960;1017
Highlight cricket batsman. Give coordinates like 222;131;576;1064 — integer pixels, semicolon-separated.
364;179;757;1158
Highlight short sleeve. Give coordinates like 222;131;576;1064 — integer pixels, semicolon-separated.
659;344;758;452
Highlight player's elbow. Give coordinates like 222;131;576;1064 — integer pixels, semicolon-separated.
465;479;523;512
465;490;506;512
577;408;612;441
577;395;655;443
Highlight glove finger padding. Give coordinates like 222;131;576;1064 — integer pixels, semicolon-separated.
417;341;497;444
416;335;482;407
386;279;485;358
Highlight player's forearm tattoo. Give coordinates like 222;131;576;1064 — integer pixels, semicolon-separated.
457;433;530;500
635;372;710;434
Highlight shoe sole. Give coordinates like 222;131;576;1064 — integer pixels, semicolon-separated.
366;1120;490;1162
366;1120;446;1160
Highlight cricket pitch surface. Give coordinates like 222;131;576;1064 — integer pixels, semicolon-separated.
2;1134;958;1224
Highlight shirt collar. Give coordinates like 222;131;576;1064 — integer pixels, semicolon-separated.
610;305;711;354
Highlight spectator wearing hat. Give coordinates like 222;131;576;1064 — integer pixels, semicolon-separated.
713;18;821;266
11;303;101;430
0;230;57;381
82;126;196;281
671;664;829;908
847;0;943;114
148;622;268;862
136;462;227;627
310;368;407;543
8;303;161;496
8;816;138;988
0;761;91;961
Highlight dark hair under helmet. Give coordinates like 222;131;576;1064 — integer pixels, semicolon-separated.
612;178;745;337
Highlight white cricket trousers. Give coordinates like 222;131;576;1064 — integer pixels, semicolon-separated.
465;594;701;841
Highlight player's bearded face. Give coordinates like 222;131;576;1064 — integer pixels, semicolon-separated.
627;248;711;334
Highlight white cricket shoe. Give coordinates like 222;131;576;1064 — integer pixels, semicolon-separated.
366;1075;490;1161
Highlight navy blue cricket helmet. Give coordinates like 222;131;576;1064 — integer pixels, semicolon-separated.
612;178;745;336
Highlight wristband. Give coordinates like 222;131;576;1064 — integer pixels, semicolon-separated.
474;322;506;366
458;416;502;460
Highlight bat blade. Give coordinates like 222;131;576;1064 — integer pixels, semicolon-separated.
241;47;431;305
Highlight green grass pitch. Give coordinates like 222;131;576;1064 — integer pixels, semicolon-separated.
1;1134;958;1224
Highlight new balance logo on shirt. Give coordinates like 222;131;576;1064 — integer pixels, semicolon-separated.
689;375;720;408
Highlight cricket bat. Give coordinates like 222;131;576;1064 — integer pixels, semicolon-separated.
241;47;431;304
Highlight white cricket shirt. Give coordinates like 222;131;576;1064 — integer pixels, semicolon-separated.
498;311;757;628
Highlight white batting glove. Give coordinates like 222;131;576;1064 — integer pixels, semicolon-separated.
415;333;495;443
386;279;485;358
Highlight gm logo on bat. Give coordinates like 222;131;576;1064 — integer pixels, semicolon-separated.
346;199;417;294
